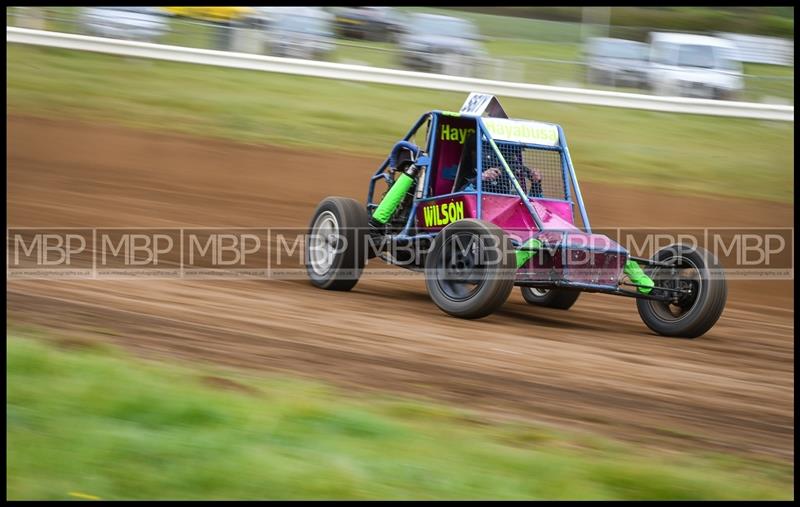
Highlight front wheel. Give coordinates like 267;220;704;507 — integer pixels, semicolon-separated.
520;287;580;310
306;197;369;291
636;244;727;338
425;219;515;319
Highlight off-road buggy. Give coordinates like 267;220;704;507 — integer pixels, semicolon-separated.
306;93;726;338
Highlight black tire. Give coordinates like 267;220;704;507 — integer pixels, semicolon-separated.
424;219;515;319
636;244;727;338
520;287;580;310
305;197;369;291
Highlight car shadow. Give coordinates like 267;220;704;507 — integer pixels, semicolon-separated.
493;303;611;333
283;278;642;336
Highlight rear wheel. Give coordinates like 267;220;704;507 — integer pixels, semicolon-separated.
425;219;515;319
306;197;369;291
520;287;580;310
636;244;727;338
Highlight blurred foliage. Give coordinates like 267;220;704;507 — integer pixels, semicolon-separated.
7;331;794;500
445;7;794;39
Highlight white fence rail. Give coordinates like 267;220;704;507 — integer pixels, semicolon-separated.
717;32;794;66
7;27;794;122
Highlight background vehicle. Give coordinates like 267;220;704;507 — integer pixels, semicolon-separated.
228;7;335;60
583;37;650;88
647;32;744;100
80;6;168;43
331;6;405;43
306;93;728;338
270;7;335;60
161;7;254;23
239;7;335;60
397;13;487;76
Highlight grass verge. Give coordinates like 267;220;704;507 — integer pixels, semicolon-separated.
6;43;793;203
6;329;794;500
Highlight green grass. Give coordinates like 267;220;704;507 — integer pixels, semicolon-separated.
6;44;794;203
743;63;796;103
484;39;583;85
6;330;794;500
330;40;398;68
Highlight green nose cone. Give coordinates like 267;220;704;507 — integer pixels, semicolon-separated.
516;238;542;268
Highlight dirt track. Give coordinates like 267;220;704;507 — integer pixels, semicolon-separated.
7;115;794;461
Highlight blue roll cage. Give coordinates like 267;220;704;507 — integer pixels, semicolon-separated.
361;110;684;301
366;110;593;242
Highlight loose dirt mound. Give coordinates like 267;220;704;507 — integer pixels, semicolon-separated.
7;115;794;461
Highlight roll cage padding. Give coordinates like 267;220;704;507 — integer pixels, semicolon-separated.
389;140;420;169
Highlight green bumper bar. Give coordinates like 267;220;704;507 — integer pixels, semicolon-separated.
623;259;654;294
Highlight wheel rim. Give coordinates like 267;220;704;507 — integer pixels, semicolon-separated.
434;231;487;301
645;255;703;323
528;288;550;297
309;211;339;276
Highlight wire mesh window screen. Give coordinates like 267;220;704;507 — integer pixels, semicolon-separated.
480;139;567;200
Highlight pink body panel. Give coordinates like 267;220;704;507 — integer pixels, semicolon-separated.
415;193;576;241
532;199;574;225
518;230;627;285
414;193;626;285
